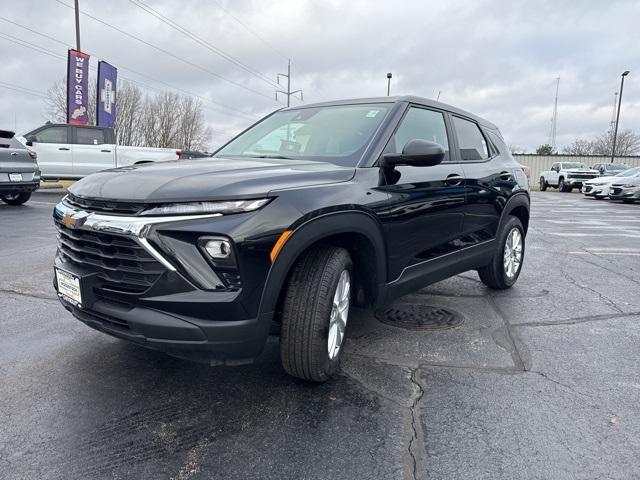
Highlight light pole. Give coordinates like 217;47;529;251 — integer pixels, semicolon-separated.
74;0;81;51
611;70;630;163
387;73;392;96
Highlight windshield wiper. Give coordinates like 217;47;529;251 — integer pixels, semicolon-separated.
248;154;293;160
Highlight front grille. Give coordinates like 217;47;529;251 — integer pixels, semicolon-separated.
65;193;147;216
584;186;593;192
55;220;165;294
568;174;597;180
610;187;622;195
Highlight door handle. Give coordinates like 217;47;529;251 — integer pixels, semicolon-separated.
101;149;112;153
445;174;463;186
10;152;17;156
58;147;70;151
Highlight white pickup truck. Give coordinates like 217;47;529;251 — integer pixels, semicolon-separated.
19;123;181;180
539;161;600;192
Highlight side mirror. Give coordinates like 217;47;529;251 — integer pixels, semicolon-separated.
382;139;445;168
25;135;35;147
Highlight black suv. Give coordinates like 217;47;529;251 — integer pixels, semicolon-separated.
53;97;530;381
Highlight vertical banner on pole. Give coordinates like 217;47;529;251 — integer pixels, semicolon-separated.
97;61;117;128
67;49;90;125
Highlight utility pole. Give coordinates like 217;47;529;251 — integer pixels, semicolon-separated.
611;70;630;163
74;0;81;51
548;77;560;151
387;73;392;96
276;59;303;107
609;92;618;132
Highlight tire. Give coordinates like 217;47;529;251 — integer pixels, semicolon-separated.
0;192;31;205
539;177;547;191
478;216;525;290
280;244;352;382
558;178;569;192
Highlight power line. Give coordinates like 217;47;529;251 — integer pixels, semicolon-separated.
0;81;48;99
128;0;280;89
0;21;257;121
53;0;278;102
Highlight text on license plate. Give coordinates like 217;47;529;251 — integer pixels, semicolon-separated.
55;268;82;307
9;173;23;182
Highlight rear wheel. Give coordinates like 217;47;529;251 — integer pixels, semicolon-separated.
280;245;352;382
478;216;525;289
0;192;31;205
539;177;547;191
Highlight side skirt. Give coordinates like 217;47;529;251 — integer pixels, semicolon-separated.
382;239;497;305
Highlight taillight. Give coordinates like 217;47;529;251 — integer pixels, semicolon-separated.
176;150;183;159
28;149;37;160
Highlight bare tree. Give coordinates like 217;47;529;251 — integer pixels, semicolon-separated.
45;79;211;150
562;138;594;155
508;144;525;154
45;77;98;125
115;81;143;146
591;129;640;156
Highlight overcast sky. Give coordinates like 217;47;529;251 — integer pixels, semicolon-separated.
1;0;638;152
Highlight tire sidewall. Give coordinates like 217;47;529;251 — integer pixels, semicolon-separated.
318;256;353;378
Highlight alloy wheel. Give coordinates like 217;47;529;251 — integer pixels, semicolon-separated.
328;269;350;359
503;228;523;279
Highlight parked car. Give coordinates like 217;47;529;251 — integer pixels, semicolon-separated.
539;162;600;192
53;96;530;382
0;129;40;205
19;123;181;180
591;162;630;176
609;175;640;203
582;166;640;199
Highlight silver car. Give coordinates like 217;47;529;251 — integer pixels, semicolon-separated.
609;175;640;203
0;129;40;205
582;166;640;199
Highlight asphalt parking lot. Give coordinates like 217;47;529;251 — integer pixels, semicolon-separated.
1;190;639;480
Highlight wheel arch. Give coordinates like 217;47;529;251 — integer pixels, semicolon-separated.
501;192;530;234
257;211;388;321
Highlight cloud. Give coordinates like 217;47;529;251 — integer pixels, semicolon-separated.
0;0;638;151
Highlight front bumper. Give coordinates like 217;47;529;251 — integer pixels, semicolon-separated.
565;177;596;187
52;199;278;363
581;184;610;197
609;186;640;200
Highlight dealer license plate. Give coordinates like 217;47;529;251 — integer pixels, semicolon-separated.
55;268;82;307
9;173;23;182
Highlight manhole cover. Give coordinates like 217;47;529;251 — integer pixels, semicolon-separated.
375;304;464;330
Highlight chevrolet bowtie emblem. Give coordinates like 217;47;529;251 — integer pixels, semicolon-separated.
61;211;88;229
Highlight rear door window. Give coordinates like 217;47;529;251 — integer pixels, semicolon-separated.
452;116;489;161
76;127;105;145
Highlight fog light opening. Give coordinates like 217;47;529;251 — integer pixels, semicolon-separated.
204;239;231;259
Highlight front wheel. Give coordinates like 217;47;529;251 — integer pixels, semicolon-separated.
558;178;568;192
0;192;31;205
478;216;525;289
280;245;352;382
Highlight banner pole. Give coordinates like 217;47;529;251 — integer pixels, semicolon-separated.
74;0;81;51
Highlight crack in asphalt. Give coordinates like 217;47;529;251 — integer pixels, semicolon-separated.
514;310;640;328
528;370;596;402
560;267;624;313
0;288;57;301
407;368;425;480
486;295;527;371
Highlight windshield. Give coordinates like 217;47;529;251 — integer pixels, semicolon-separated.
562;162;587;169
215;104;391;166
609;163;629;169
616;166;640;177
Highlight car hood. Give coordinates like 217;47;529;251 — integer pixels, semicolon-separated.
69;157;356;202
585;175;617;184
566;168;599;174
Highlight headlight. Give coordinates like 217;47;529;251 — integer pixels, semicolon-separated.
622;184;639;188
140;198;271;216
592;182;607;186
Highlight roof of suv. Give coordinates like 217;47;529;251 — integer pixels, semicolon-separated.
282;95;498;130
